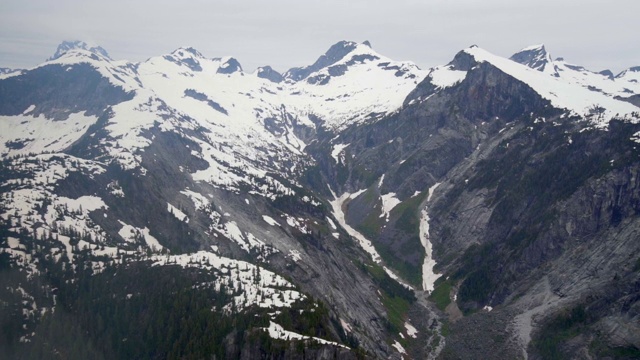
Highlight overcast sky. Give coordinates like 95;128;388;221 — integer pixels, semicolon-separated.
1;0;638;74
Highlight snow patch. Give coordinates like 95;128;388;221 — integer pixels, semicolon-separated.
118;222;163;251
348;189;367;200
288;249;302;262
329;190;381;263
404;321;418;338
0;112;99;157
7;237;21;249
283;215;309;234
329;188;413;290
380;193;401;221
428;65;467;88
331;143;350;164
340;318;352;333
56;195;106;213
465;46;639;123
262;321;348;348
180;190;210;210
327;217;337;230
262;215;280;227
391;340;407;355
22;105;36;115
152;251;303;311
167;203;189;223
420;183;441;292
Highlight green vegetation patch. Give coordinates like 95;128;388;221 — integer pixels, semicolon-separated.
360;262;416;334
366;191;429;287
429;278;453;311
381;293;411;334
393;191;427;234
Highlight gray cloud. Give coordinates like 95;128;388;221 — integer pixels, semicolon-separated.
1;0;638;74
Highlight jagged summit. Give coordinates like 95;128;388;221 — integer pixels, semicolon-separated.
520;43;545;52
616;65;640;78
599;69;615;80
256;66;283;83
0;67;18;75
171;47;205;59
216;57;242;74
510;44;555;74
284;40;375;81
161;47;207;72
458;45;638;118
47;40;111;61
3;38;640;360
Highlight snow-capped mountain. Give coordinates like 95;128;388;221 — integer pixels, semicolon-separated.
0;40;430;358
47;40;112;61
509;44;558;76
0;67;20;75
1;40;640;359
510;44;640;102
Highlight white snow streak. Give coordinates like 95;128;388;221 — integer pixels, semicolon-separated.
380;192;401;221
167;203;189;223
262;215;280;227
420;183;441;292
392;340;407;355
329;189;413;290
329;190;381;263
405;321;418;338
331;143;350;164
262;322;348;348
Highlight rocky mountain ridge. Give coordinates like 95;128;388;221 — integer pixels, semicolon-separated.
1;40;639;359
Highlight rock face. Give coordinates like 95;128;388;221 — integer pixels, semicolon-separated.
0;64;134;120
257;66;284;83
509;44;556;75
284;40;362;81
47;40;112;61
306;48;640;358
217;57;243;74
1;40;640;359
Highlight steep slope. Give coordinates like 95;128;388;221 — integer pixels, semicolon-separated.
285;40;427;130
509;44;558;76
2;40;640;359
0;40;434;359
511;44;640;102
306;45;640;359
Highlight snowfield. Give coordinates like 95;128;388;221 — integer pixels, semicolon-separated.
464;46;639;124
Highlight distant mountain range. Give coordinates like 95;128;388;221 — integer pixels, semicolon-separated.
0;39;639;359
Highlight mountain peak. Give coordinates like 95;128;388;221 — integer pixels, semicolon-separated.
509;44;554;73
256;66;283;83
171;47;204;59
615;65;640;80
598;69;615;80
216;57;242;74
284;40;375;81
162;47;206;72
521;43;546;52
47;40;111;62
324;40;360;59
